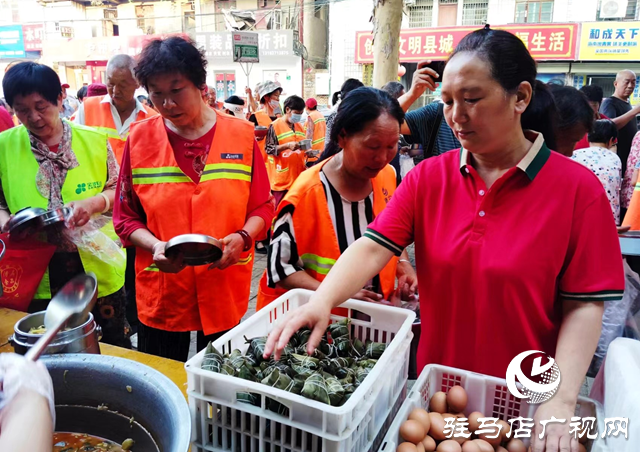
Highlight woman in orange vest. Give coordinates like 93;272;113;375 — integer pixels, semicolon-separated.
113;37;274;361
257;88;417;310
265;95;310;206
304;97;326;167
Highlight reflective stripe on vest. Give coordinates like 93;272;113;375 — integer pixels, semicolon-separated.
92;126;124;141
269;118;307;191
0;122;125;299
308;111;327;153
131;163;252;185
128;113;255;334
301;253;336;275
256;159;398;310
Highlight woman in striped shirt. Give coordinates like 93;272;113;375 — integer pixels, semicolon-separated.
257;88;417;308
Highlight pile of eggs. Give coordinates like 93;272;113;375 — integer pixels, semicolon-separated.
396;385;588;452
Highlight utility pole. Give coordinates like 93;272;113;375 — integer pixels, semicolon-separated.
372;0;403;88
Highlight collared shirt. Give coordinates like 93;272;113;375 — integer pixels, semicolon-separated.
571;146;622;224
74;94;148;138
364;131;624;378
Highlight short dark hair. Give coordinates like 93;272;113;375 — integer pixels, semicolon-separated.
580;85;604;105
549;84;594;133
2;62;62;107
381;81;405;99
284;95;305;112
588;119;618;144
322;87;405;161
339;78;364;101
135;36;207;91
77;86;88;101
225;95;245;106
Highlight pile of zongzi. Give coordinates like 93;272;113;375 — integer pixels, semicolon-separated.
200;318;388;412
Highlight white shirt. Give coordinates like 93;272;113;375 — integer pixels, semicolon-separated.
571;145;622;224
74;94;148;138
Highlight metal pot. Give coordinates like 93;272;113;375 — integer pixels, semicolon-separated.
10;310;101;356
42;354;191;452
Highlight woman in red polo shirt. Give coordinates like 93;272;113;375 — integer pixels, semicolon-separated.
264;27;624;451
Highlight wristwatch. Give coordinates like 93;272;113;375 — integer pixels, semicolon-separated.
235;229;253;252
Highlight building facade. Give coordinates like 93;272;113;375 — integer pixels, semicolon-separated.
329;0;640;106
0;0;326;100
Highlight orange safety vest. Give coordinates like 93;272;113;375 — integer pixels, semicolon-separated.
254;110;273;161
306;110;326;164
254;109;274;181
256;160;398;310
83;96;158;163
128;113;255;334
623;184;640;229
270;117;307;192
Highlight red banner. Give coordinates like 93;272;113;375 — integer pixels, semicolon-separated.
355;24;578;63
22;23;44;52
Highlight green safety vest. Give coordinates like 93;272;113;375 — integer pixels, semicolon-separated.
0;122;125;299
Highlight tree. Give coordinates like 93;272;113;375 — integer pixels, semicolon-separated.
372;0;403;88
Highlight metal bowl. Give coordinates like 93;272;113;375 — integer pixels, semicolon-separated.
8;207;46;241
41;206;72;227
43;354;191;452
299;139;312;150
165;233;223;266
10;310;101;356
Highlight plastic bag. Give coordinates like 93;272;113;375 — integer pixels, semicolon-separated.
399;154;415;179
63;216;125;269
588;259;640;377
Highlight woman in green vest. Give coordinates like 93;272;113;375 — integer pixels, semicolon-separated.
0;62;129;348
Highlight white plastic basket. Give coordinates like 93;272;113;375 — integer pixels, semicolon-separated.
186;289;416;452
378;364;606;452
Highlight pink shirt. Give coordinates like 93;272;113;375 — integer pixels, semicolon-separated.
365;132;624;378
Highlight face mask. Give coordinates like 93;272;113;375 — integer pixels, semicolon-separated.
290;113;303;123
270;100;280;108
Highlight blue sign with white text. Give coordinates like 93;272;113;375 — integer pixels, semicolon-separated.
0;25;25;59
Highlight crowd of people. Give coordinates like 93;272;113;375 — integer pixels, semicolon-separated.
0;27;637;451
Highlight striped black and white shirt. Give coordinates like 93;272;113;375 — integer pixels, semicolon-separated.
267;170;380;291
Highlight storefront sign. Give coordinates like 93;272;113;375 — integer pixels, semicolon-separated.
0;25;25;59
355;24;578;63
195;30;294;61
41;34;186;62
22;24;44;52
578;21;640;60
232;32;259;63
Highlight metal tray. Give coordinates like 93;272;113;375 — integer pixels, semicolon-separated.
165;234;223;266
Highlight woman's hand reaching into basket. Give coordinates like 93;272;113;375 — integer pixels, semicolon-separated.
263;295;334;361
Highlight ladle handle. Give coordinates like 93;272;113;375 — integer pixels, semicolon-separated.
25;318;67;361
